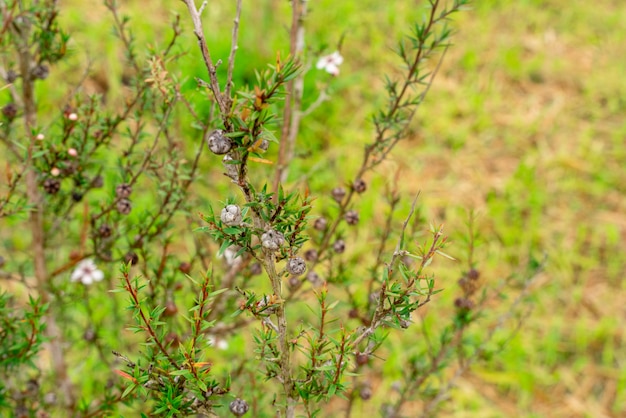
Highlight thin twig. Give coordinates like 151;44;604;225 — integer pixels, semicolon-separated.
225;0;242;100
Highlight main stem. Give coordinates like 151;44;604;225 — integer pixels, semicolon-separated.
262;252;297;417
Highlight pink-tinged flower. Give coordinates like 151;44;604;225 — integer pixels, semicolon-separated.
68;148;78;157
50;167;61;177
36;133;45;141
316;51;344;76
70;259;104;285
68;113;78;121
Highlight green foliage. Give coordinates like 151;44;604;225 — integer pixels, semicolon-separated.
4;0;623;417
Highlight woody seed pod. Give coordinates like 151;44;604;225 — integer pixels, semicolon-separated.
31;64;49;80
221;204;243;226
313;217;327;231
261;229;285;251
229;398;249;416
333;239;346;254
331;187;346;203
223;154;239;180
116;183;132;198
2;103;17;120
116;198;132;215
43;178;61;194
353;178;367;193
344;210;359;225
207;129;232;155
287;257;306;276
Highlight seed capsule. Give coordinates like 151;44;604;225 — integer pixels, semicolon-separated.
207;129;232;155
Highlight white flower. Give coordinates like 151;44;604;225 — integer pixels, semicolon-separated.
207;335;229;350
70;259;104;285
316;51;344;76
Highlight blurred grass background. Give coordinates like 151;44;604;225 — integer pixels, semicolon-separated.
31;0;626;416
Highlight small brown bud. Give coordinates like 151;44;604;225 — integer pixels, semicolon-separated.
288;276;302;290
116;198;132;215
454;297;475;310
163;300;178;317
331;187;346;203
178;262;192;274
304;249;318;262
91;175;104;188
352;178;367;193
165;332;180;346
333;239;346;254
6;70;18;83
467;268;480;281
31;64;49;80
98;224;112;238
71;191;83;202
344;210;359;225
249;263;262;276
83;327;96;342
43;178;61;194
355;352;368;366
124;251;138;265
2;103;18;120
115;183;132;198
306;271;323;287
359;382;372;400
314;217;327;231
